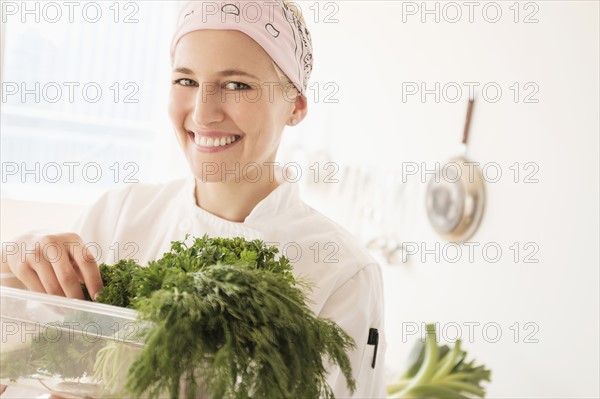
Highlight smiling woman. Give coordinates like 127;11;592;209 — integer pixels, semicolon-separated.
169;28;307;221
1;1;386;398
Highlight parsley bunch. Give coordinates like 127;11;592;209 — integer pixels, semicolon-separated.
91;235;356;398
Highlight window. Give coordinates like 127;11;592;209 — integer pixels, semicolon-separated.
1;1;181;204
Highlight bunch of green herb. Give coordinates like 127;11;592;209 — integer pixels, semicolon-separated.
88;235;356;398
387;324;491;398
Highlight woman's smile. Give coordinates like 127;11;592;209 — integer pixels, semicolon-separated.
187;130;243;153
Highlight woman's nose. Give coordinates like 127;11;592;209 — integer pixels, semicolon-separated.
192;82;225;127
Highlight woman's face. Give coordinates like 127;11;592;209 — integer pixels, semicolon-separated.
169;30;306;183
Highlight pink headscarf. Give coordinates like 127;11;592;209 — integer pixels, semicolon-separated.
170;0;313;96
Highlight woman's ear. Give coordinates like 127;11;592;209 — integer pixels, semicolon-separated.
288;94;308;126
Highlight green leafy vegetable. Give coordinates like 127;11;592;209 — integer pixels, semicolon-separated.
387;324;491;398
2;235;355;398
91;234;356;398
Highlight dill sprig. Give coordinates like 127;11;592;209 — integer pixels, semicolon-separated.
93;234;356;398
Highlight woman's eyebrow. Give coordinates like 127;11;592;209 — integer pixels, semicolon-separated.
219;69;260;80
173;67;259;80
173;67;195;74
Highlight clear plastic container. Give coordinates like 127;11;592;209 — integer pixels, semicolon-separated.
0;286;146;398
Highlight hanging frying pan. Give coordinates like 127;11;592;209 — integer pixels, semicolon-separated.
425;98;485;242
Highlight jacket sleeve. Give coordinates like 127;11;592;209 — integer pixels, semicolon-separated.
319;262;388;398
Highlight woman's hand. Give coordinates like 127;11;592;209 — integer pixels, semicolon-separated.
1;230;103;300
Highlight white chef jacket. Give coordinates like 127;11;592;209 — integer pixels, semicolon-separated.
71;175;387;398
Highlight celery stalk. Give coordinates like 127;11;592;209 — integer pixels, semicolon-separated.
386;322;491;398
395;324;440;397
431;340;462;382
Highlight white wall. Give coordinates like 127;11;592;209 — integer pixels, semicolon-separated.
297;1;599;397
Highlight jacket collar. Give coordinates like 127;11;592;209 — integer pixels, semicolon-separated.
183;172;304;229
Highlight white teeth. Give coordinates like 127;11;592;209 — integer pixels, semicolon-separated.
192;133;239;148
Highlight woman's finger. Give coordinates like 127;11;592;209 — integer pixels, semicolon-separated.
12;264;46;293
50;256;85;300
71;241;103;300
31;260;66;297
42;238;85;299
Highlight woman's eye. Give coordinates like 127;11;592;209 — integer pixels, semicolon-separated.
224;81;251;90
172;78;197;87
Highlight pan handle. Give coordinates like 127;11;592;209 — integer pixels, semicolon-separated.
462;97;475;146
